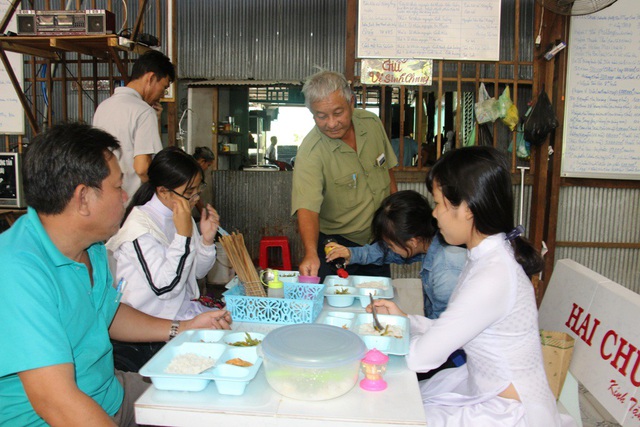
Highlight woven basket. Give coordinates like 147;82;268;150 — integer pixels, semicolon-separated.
223;282;325;324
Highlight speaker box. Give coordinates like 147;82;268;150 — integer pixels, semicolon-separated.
16;14;35;34
85;10;115;34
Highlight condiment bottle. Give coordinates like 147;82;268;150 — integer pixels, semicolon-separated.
323;238;349;278
267;270;284;298
360;348;389;391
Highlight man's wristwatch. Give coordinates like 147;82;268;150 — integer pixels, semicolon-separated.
169;320;180;340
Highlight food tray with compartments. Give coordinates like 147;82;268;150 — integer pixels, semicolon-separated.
315;311;409;356
323;275;394;308
223;277;325;324
139;329;264;394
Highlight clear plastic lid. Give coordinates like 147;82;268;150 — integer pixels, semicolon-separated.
261;324;367;368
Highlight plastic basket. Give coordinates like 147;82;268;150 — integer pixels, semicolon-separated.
223;282;325;324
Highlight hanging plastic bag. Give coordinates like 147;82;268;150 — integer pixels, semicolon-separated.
499;86;519;131
503;104;519;131
524;89;558;146
497;86;513;118
474;83;501;124
508;124;531;159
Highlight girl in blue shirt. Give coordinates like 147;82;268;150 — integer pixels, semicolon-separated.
325;190;466;320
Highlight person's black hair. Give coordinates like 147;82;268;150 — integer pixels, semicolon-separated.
371;190;438;257
130;50;175;82
125;147;203;220
193;146;215;162
426;146;543;276
23;122;120;215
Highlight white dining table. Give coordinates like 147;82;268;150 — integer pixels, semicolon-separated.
135;292;428;427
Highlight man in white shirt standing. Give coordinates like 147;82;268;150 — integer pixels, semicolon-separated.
265;136;278;161
93;50;175;201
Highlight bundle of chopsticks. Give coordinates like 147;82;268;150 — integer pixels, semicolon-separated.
219;232;266;297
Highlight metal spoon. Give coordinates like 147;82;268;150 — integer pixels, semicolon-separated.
369;293;383;332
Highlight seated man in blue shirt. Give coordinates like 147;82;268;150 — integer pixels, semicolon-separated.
0;123;232;426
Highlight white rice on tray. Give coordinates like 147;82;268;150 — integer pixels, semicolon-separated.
359;323;403;338
165;353;216;374
355;280;386;289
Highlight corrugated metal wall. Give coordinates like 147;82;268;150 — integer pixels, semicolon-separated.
210;171;298;266
555;187;640;292
177;0;346;80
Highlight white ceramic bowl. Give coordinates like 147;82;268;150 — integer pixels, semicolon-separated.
325;286;356;307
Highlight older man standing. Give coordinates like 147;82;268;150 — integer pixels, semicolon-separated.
0;123;231;426
93;50;175;200
292;71;398;280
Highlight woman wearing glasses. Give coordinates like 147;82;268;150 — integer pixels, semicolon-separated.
107;146;222;322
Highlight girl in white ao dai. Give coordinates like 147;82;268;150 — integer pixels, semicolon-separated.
370;146;575;427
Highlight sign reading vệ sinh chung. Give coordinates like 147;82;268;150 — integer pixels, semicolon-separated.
361;59;433;86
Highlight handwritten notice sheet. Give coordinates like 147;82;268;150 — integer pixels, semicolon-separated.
0;0;24;135
561;0;640;180
357;0;501;60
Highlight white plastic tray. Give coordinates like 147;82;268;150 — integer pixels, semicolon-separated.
316;311;409;356
323;275;394;307
139;329;263;394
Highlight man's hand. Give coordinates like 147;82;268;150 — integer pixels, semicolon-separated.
110;304;231;343
199;204;220;245
299;252;321;276
296;208;320;276
182;309;232;331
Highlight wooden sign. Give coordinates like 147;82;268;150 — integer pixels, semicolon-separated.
360;59;433;86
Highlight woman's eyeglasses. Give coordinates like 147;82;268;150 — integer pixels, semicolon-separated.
169;183;207;202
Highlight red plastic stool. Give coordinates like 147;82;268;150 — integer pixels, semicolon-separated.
259;236;292;271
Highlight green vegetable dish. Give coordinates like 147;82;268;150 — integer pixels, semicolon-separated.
229;332;262;347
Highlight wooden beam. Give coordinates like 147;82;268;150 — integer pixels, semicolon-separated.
555;242;640;249
50;38;108;60
107;46;129;84
212;87;220;170
61;53;68;121
131;0;149;45
167;102;176;147
0;40;57;59
0;0;21;34
345;0;357;81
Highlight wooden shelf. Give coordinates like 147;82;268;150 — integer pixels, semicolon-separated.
218;130;243;137
0;34;150;60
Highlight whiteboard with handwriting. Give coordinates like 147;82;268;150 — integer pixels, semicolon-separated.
357;0;501;60
561;0;640;180
0;0;24;135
